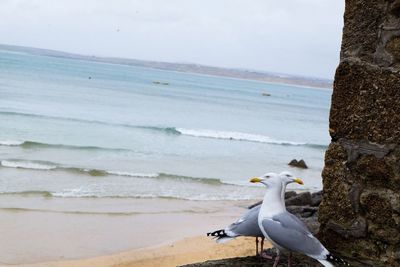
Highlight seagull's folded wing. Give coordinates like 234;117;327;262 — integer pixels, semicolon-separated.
261;212;326;259
226;204;263;237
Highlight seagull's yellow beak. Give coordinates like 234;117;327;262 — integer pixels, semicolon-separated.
294;178;304;185
250;177;263;183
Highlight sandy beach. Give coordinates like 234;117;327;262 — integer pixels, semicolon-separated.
18;236;266;267
0;195;263;266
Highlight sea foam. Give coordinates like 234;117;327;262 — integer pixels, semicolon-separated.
175;128;305;146
0;160;57;170
106;171;160;178
0;140;25;146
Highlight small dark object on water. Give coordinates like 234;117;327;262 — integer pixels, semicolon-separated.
153;81;169;85
262;92;271;96
288;159;308;169
88;76;92;79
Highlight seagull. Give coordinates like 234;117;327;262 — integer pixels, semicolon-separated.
250;171;349;267
207;204;266;256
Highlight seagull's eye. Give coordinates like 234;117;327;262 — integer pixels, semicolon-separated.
286;174;290;177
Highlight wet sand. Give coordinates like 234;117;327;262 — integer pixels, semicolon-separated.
0;195;259;266
19;236;269;267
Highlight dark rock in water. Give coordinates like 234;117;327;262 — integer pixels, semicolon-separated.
262;92;271;96
285;192;312;206
153;81;169;85
288;159;308;169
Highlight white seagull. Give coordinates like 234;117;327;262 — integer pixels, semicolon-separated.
207;203;266;256
250;171;349;267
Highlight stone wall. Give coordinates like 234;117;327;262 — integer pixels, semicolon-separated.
318;0;400;266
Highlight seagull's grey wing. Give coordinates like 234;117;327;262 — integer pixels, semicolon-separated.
281;212;312;235
262;212;326;258
226;204;263;237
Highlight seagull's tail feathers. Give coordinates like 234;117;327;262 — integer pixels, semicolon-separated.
318;253;350;267
206;229;235;243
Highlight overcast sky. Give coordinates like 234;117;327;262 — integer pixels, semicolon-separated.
0;0;344;79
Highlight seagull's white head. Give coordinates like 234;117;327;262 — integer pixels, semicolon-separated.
249;171;303;187
249;172;279;186
278;171;304;186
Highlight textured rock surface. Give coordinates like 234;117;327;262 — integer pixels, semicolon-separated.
180;253;321;267
319;1;400;266
180;249;366;267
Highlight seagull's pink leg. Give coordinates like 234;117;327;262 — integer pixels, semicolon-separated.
261;237;265;251
272;253;281;267
261;251;273;259
260;237;273;259
255;237;259;256
288;252;292;267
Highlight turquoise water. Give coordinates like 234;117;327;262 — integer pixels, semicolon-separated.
0;50;331;200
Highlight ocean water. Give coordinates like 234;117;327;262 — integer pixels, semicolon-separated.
0;49;331;201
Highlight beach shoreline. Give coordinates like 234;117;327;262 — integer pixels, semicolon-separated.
17;235;267;267
0;195;258;266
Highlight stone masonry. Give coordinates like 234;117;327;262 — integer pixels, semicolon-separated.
318;1;400;266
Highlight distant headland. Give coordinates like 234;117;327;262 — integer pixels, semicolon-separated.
0;44;332;89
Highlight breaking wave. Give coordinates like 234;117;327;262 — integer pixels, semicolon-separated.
0;140;25;146
0;159;224;185
0;111;327;149
0;140;131;152
0;129;326;152
0;189;259;201
0;160;57;170
175;128;306;146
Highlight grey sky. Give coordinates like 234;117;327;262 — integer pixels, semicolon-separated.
0;0;344;79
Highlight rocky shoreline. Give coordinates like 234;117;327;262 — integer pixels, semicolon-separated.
180;191;325;267
180;252;368;267
180;253;323;267
180;190;370;267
